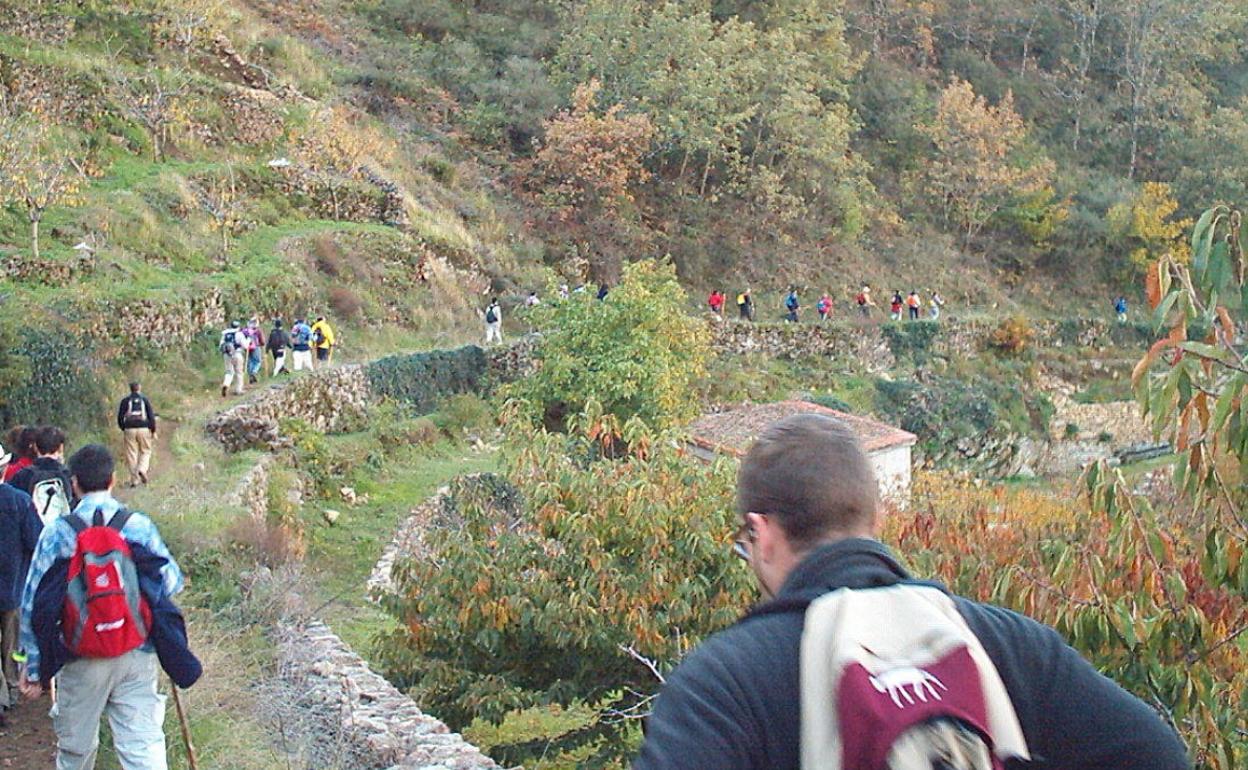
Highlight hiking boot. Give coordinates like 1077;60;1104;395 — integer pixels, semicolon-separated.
249;374;257;384
139;472;148;486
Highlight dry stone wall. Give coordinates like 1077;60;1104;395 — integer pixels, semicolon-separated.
278;621;502;770
205;365;370;452
710;317;1152;362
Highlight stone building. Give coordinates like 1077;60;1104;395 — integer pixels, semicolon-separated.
687;400;918;502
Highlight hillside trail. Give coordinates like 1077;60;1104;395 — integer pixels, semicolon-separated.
0;691;55;768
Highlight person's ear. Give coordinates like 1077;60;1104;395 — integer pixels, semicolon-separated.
747;512;780;564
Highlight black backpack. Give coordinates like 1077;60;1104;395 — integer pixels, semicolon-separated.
485;305;498;324
219;330;239;354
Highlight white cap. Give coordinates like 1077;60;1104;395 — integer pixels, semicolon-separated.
0;443;10;467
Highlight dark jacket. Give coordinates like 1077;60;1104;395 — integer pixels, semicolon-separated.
267;328;290;355
10;456;76;516
31;541;201;689
0;484;40;611
117;393;157;432
635;539;1189;770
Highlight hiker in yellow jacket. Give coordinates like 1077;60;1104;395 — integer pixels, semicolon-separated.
311;316;335;365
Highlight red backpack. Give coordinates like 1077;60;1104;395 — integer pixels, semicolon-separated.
63;508;152;658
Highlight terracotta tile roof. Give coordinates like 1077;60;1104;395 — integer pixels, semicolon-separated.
688;400;917;457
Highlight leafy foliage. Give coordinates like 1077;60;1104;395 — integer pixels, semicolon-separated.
917;79;1054;244
365;346;491;415
880;321;940;363
0;328;107;436
506;259;710;432
1108;182;1192;272
375;411;753;766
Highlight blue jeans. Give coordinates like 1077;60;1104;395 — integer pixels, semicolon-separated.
247;349;262;376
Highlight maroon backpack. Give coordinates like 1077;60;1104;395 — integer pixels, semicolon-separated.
62;508;152;658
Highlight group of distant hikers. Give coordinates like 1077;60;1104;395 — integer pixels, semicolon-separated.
218;314;335;397
1;379;197;769
709;286;948;323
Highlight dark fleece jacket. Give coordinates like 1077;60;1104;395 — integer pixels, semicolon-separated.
634;538;1189;770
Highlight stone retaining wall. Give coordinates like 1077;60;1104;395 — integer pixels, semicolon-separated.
206;364;371;452
710;317;1153;362
278;621;501;770
205;345;530;452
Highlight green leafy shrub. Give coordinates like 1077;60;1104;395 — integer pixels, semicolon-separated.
506;258;710;432
881;321;940;363
1064;422;1080;439
280;418;338;499
370;403;442;450
0;329;107;436
431;393;492;438
375;411;752;766
365;345;490;414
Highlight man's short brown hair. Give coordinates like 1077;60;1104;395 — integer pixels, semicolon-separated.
737;413;878;548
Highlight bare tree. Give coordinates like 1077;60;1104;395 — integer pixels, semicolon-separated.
192;164;244;257
0;106;82;260
114;67;192;162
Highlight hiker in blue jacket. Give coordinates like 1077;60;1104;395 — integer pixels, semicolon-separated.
0;444;40;722
634;414;1188;770
19;444;194;769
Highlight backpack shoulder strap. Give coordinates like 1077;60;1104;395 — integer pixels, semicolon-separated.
63;514;87;534
108;507;134;533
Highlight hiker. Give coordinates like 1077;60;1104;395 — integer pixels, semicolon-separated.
1114;295;1128;324
525;290;541;308
243;318;265;384
784;289;800;323
737;290;754;321
267;318;291;376
597;283;610;301
708;291;725;315
816;293;831;322
889;290;904;321
10;425;76;522
291;317;315;372
484;298;503;345
0;444;40;724
930;290;946;320
118;382;157;488
19;444;200;769
219;320;247;397
2;426;36;483
312;315;335;365
558;284;570;300
855;285;875;318
634;413;1189;770
906;290;922;320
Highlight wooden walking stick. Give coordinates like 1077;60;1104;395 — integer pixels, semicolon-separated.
169;678;199;770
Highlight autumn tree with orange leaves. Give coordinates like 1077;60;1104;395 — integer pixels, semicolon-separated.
919;78;1055;246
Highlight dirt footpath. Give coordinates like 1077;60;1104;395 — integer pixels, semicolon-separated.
0;693;56;768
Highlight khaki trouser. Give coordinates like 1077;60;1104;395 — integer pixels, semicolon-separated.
123;428;153;486
222;351;246;394
0;609;17;708
51;649;167;770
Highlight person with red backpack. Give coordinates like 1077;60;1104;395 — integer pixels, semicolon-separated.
634;414;1188;770
19;444;191;769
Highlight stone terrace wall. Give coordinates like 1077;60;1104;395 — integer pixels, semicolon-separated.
206;365;371;452
710;317;1153;362
279;621;501;770
205;344;532;452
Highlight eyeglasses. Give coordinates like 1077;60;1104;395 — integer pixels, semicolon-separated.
732;521;753;563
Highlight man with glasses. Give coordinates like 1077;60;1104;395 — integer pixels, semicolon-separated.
634;413;1188;770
